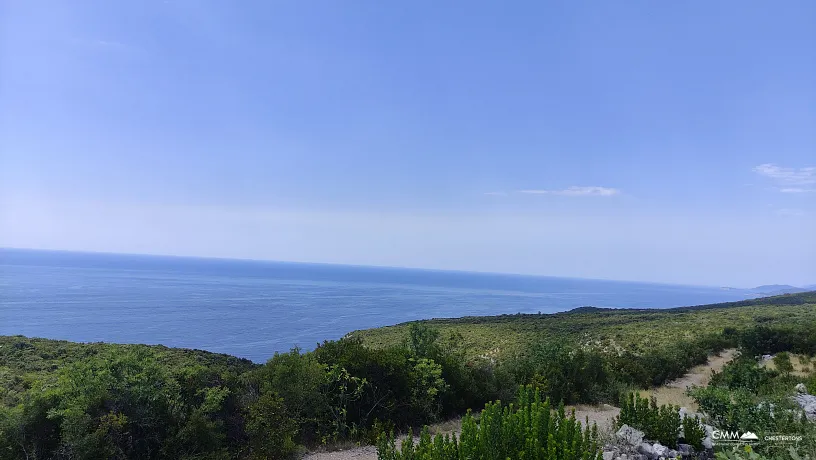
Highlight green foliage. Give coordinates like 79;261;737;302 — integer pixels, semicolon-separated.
681;414;706;450
615;392;681;448
353;293;816;362
407;323;441;360
714;445;813;460
1;346;242;459
708;354;771;392
376;386;602;460
690;353;816;458
504;342;609;404
715;445;768;460
244;393;298;459
739;324;816;356
407;358;447;422
690;386;775;433
774;352;795;374
3;293;816;459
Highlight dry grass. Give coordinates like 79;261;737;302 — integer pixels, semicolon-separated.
761;353;812;377
427;417;463;437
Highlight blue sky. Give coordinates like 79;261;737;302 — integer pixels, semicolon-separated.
1;1;814;287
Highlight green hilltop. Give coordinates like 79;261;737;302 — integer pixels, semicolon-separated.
349;291;816;361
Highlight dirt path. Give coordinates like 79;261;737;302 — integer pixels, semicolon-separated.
638;348;737;411
303;349;737;460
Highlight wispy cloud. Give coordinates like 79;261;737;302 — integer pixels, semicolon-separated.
753;164;815;192
777;208;806;217
518;186;621;197
483;192;508;196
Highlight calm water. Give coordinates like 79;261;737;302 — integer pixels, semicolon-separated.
0;248;754;362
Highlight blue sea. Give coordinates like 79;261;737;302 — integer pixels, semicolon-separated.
0;248;756;362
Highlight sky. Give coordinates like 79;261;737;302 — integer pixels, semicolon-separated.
1;1;814;287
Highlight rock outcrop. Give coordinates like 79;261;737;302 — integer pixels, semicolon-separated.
793;383;816;421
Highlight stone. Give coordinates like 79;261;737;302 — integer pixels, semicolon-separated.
793;393;816;420
795;383;808;394
702;424;714;449
603;451;615;460
702;436;713;450
667;449;678;459
677;443;692;453
637;442;654;457
616;424;645;447
652;443;670;457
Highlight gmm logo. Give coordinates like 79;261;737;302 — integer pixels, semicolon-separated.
712;430;759;442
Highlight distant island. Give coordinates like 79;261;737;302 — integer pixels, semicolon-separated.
749;284;811;295
718;284;813;296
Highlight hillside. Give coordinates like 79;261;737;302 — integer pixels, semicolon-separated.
3;292;815;459
350;291;816;361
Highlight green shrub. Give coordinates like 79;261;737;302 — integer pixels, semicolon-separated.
689;386;775;433
709;355;771;391
615;392;680;448
715;445;814;460
244;393;298;459
376;386;602;460
774;352;794;374
681;414;706;450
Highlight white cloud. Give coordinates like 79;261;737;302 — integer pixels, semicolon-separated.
518;186;621;197
753;164;816;191
483;192;508;196
777;208;806;216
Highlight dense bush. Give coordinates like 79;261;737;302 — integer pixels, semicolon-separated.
376;386;602;460
690;354;816;459
681;414;706;450
503;342;609;404
615;392;683;448
738;325;816;356
1;347;246;459
708;355;772;392
774;352;794;374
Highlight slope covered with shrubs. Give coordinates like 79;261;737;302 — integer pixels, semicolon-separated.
1;293;815;458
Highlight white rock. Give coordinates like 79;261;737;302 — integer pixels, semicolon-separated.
795;383;808;394
603;451;614;460
616;424;645;447
652;443;669;457
793;393;816;420
703;435;713;449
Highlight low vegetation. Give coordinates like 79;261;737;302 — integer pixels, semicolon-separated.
377;386;603;460
0;292;814;459
350;292;816;361
689;353;816;458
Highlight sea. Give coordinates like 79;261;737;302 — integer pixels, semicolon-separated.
0;248;757;363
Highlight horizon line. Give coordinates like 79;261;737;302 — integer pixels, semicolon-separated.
0;246;793;291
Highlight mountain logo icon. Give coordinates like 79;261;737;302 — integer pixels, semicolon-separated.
740;432;759;441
